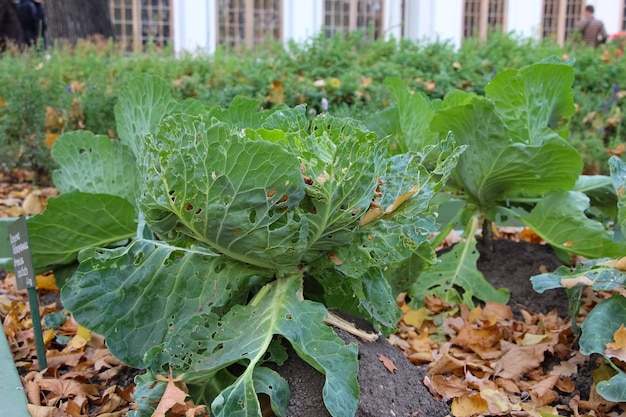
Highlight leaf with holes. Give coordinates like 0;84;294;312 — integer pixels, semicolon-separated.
54;73;459;417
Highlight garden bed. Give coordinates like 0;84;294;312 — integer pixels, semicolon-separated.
0;160;617;415
0;217;617;416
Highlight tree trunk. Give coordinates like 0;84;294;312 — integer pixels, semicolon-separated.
45;0;113;45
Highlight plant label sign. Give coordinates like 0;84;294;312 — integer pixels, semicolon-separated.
8;217;36;290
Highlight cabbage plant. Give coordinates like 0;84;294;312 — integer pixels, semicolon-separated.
531;156;626;403
26;74;462;417
368;62;626;307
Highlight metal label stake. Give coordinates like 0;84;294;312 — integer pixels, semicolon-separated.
8;217;47;370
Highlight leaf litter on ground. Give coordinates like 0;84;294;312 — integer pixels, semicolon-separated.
1;175;626;417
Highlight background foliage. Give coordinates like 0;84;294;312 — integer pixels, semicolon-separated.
1;31;625;178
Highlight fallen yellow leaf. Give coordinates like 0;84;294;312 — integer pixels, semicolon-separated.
77;325;91;341
403;307;426;328
451;394;490;417
480;388;511;414
36;274;58;291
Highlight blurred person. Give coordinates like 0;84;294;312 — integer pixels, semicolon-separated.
32;0;45;49
575;5;607;47
0;0;24;51
17;0;36;46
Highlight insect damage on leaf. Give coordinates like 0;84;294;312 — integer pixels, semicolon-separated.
385;184;420;214
359;178;384;227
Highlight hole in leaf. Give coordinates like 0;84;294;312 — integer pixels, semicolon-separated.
249;209;257;223
214;263;226;273
185;204;194;211
276;195;288;204
267;189;276;198
134;252;144;265
195;208;202;215
163;250;183;266
285;314;293;320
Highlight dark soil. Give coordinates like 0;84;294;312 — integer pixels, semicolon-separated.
275;313;449;417
477;238;568;318
280;238;595;417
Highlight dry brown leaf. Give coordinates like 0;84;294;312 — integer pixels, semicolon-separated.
530;387;558;407
26;404;58;417
450;318;502;359
606;324;626;361
408;350;434;364
64;398;85;416
423;374;471;400
184;405;208;417
22;191;45;215
96;390;127;414
37;378;101;400
482;302;513;322
493;341;550;380
550;351;586;377
387;333;410;350
384;184;419;214
153;371;189;417
530;374;559;397
409;331;435;354
24;379;42;405
44;132;60;150
613;256;626;271
378;353;397;373
45;351;85;368
494;377;520;394
429;343;467;375
560;275;595;288
97;365;126;381
555;376;575;393
96;412;130;417
518;227;544;244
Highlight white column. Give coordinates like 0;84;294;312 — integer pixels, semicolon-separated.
173;0;216;54
404;0;463;48
506;0;543;40
384;0;404;40
404;0;431;41
432;0;463;48
282;0;323;44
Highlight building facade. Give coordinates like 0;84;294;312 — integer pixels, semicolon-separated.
109;0;626;53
